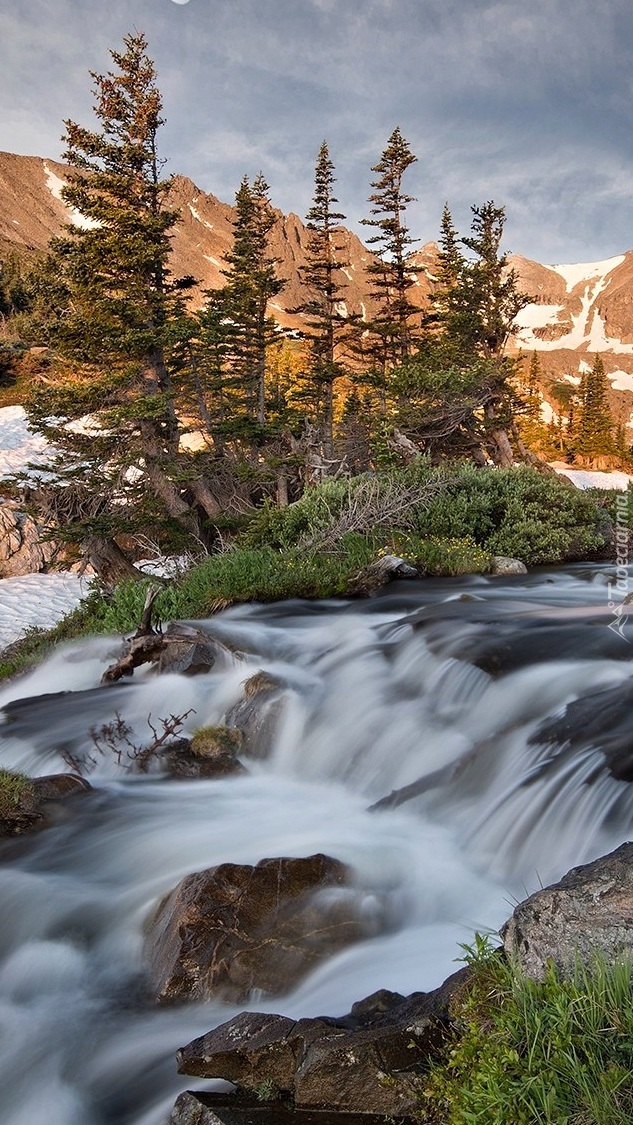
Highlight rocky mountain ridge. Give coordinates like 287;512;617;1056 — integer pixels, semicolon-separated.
2;150;633;422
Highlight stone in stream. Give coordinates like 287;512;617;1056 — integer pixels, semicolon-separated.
224;672;288;761
502;842;633;981
490;555;528;575
0;771;92;838
163;726;247;780
145;854;379;1004
176;971;468;1117
170;1091;411;1124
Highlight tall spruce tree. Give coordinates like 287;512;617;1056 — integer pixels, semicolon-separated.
576;354;614;462
393;201;531;465
298;141;350;457
222;173;283;430
25;32;207;575
361;127;419;368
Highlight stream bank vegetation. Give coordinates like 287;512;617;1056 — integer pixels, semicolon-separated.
422;935;633;1125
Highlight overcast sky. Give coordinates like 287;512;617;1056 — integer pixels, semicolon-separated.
2;0;633;264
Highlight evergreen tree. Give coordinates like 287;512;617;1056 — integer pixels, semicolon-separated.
576;355;614;462
392;202;531;465
424;203;463;331
361;127;419;367
298;141;350;457
24;32;211;573
222;173;284;430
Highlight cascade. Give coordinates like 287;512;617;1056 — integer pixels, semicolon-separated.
0;564;630;1124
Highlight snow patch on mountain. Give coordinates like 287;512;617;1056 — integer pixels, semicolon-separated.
550;255;625;293
43;162;99;231
189;203;214;230
608;370;633;392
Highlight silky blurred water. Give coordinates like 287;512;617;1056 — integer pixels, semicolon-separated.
0;565;631;1124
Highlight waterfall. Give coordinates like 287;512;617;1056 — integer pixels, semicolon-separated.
0;564;630;1124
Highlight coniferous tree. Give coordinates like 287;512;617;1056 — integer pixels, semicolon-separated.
222;173;284;430
298;141;350;457
576;355;614;462
361;127;419;368
392;202;530;465
24;32;209;573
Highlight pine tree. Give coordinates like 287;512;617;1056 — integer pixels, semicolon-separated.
222;173;283;429
361;127;419;367
392;202;531;466
298;141;350;457
576;355;614;462
24;32;210;574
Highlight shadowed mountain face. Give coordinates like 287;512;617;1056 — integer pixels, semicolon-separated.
2;150;633;422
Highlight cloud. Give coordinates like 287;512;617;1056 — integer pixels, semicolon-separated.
2;0;633;261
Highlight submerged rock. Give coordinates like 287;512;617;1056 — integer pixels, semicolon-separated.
145;853;375;1004
0;770;91;837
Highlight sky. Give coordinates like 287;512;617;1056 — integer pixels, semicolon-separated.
2;0;633;265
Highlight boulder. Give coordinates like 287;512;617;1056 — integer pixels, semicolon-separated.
163;727;247;780
348;555;418;596
0;501;55;577
170;1091;406;1124
490;555;528;575
157;624;235;677
502;842;633;980
145;854;374;1004
224;673;287;761
177;971;469;1116
0;770;91;837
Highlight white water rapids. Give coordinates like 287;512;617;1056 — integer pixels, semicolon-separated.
0;565;632;1124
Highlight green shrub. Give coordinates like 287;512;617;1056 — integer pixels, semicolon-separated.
411;464;606;565
388;532;491;576
422;936;633;1125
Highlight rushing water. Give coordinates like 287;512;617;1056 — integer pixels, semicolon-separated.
1;565;632;1125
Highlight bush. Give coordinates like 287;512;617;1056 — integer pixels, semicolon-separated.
422;936;633;1124
411;464;605;565
387;532;491;576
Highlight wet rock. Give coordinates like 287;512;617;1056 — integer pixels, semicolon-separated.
164;727;247;780
502;842;633;980
490;555;528;575
224;673;287;761
0;501;55;577
157;623;235;677
169;1091;407;1125
31;773;93;800
146;854;372;1004
177;971;468;1116
529;679;633;782
0;770;91;837
348;555;418;596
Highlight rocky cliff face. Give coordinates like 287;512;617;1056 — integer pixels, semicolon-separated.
3;150;633;421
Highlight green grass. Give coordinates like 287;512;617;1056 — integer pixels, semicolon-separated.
422;935;633;1125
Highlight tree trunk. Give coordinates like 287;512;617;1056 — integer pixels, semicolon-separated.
81;536;142;587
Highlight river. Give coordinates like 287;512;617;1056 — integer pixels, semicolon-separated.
0;564;631;1124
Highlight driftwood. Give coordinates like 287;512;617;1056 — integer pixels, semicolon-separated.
101;587;166;684
101;588;224;684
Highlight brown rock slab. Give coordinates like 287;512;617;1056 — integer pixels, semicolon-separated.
502;842;633;980
170;1091;413;1124
145;853;370;1004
